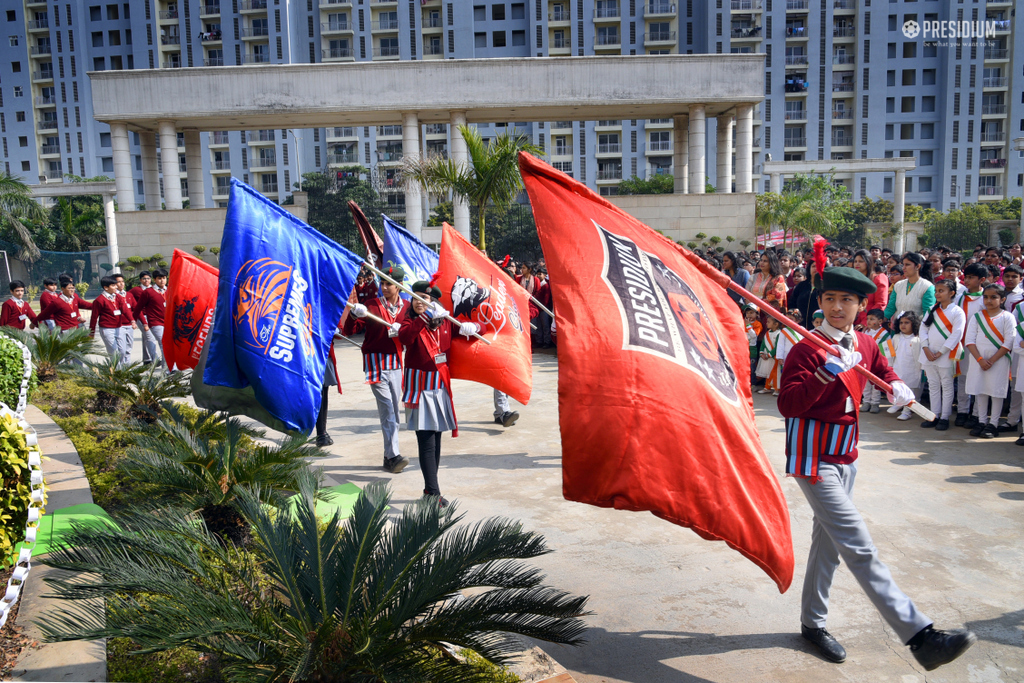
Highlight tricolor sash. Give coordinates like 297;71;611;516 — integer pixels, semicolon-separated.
932;306;965;361
762;330;778;357
960;292;982;338
975;310;1005;349
784;417;858;483
1014;306;1024;341
780;328;801;347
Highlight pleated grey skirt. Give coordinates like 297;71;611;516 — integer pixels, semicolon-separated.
406;388;456;433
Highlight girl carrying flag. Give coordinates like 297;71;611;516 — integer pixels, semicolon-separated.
964;284;1016;439
919;279;966;430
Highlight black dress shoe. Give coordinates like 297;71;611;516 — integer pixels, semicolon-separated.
980;424;997;439
501;410;520;428
383;455;409;473
801;624;846;663
954;413;968;427
969;424;985;437
909;627;976;671
920;419;937;428
935;419;950;431
1016;434;1024;446
998;422;1018;433
965;415;979;430
315;434;334;447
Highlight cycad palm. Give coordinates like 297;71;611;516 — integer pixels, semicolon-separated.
1;326;92;381
37;480;590;682
0;172;43;262
404;125;541;251
70;356;190;420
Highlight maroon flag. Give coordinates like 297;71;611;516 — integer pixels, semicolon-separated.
348;200;385;267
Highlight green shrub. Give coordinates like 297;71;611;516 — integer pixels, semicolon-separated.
0;335;36;410
75;282;89;297
1;412;44;566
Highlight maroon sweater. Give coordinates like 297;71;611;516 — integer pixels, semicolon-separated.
90;293;133;330
0;299;36;329
136;287;167;327
398;313;453;373
362;297;409;356
778;330;898;464
40;293;92;331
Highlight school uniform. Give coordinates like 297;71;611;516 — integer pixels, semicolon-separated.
773;327;800;392
90;292;134;363
861;328;892;409
39;292;92;332
37;290;58;330
0;297;36;330
136;285;167;364
755;329;780;391
131;285;154;362
919;304;966;421
361;296;409;464
117;290;137;362
1004;284;1024;313
746;323;759;379
964;309;1016;426
954;290;985;421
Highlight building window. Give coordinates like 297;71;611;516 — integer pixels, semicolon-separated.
10;62;19;73
920;150;933;166
493;31;506;47
99;132;111;147
492;4;505;20
15;112;25;123
21;161;30;172
900;123;914;140
106;3;118;20
90;6;102;21
92;31;103;47
884;177;892;193
8;36;17;46
12;86;21;97
919;177;932;192
474;32;486;48
93;57;105;70
473;5;485;20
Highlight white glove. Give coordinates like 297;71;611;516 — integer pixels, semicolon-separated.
822;344;862;375
887;381;915;407
457;322;481;338
390;322;401;335
351;303;368;318
427;302;449;321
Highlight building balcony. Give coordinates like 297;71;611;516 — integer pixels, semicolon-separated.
322;21;352;33
833;25;856;37
323;47;354;60
551;121;574;131
982;103;1006;116
977;185;1004;197
204;57;224;66
371;0;399;4
594;7;621;20
327;126;358;139
983;76;1007;88
596;120;622;129
210;132;231;145
986;0;1012;5
830;136;853;148
213;185;231;198
425;146;448;158
548;11;571;23
595;34;621;47
241;27;270;39
831;82;854;92
787;0;808;9
785;26;808;38
158;9;179;20
373;46;401;58
376;149;404;163
785;55;809;66
259;185;279;197
784;110;807;121
552;147;571;157
423;43;444;56
34;95;57;107
731;26;762;39
832;54;855;65
550;39;571;52
212;159;232;171
645;30;676;43
980;131;1006;143
596;143;622;156
29;45;51;57
199;31;223;44
161;60;183;68
373;19;400;31
646;141;672;154
239;0;268;12
32;70;54;82
40;144;61;156
984;48;1008;60
832;109;853;119
27;19;49;31
43;169;63;180
328;153;360;165
644;2;677;17
425;123;447;135
423;15;443;30
162;35;181;45
377;125;402;137
731;0;762;9
596;170;622;181
646;118;672;126
200;4;221;16
784;136;807;148
242;52;271;64
178;160;188;173
321;0;353;6
991;20;1010;33
833;0;855;9
37;120;59;131
25;0;47;6
980;158;1007;169
250;158;278;171
246;130;276;144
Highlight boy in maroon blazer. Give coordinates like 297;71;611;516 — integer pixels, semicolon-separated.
0;280;37;330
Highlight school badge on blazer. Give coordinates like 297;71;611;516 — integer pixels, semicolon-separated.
597;222;739;404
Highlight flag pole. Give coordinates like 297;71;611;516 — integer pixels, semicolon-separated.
363;262;493;345
675;248;937;422
344;301;394;329
333;332;363;349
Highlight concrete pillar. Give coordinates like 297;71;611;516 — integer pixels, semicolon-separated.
688;104;706;194
140;131;161;210
402;112;423;239
716;114;734;193
158;120;182;210
449;111;470;240
184;130;205;209
770;172;782;194
109;122;136;212
102;192;119;269
894;169;906;254
673;115;688;194
735;104;753;193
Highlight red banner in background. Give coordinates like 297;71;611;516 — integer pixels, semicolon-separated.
519;152;794;592
437;222;533;405
164;249;219;371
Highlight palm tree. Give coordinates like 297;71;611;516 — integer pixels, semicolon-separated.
70;357;191;420
54;197;103;252
755;190;832;251
36;480;590;682
0;172;43;262
404;125;541;251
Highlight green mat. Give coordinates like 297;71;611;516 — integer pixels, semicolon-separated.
280;483;364;522
15;503;117;557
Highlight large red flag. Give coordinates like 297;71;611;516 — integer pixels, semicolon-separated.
519;152;793;592
163;249;219;371
437;222;533;405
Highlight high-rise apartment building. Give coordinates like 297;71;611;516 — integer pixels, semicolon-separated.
1;0;1021;216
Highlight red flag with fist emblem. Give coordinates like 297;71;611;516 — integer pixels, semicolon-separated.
519;152;794;592
437;222;533;405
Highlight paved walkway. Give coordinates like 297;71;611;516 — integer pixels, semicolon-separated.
312;342;1024;683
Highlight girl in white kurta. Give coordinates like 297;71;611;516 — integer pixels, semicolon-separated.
965;284;1017;438
861;308;891;413
773;325;801;397
889;311;923;421
919;279;967;428
755;317;781;394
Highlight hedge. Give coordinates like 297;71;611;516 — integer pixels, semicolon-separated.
0;412;43;566
0;335;36;409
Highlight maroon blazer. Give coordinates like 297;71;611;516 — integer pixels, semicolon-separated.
398;313;453;373
362;297;409;356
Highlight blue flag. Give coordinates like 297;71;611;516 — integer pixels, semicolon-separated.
203;179;363;433
381;214;438;298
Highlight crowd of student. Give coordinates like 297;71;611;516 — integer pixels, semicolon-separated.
725;241;1024;442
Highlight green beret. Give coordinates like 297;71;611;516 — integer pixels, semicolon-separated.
383;265;405;282
812;310;825;320
820;266;877;298
411;280;442;300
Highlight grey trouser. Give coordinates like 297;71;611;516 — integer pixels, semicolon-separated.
97;327;120;360
44;319;55;331
796;461;931;644
120;326;134;364
140;326;154;363
370;368;402;460
147;325;164;363
493;389;510;418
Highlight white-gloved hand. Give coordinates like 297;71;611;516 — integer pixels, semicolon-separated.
458;322;481;338
822;344;862;375
390;322;401;335
427;302;449;321
887;380;915;406
351;303;368;318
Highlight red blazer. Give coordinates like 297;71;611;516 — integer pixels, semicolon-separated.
117;292;137;327
778;330;899;464
40;293;93;331
89;294;133;331
534;281;552;308
129;286;146;302
37;290;59;322
362;298;409;356
0;299;37;329
136;287;166;327
398;313;453;373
